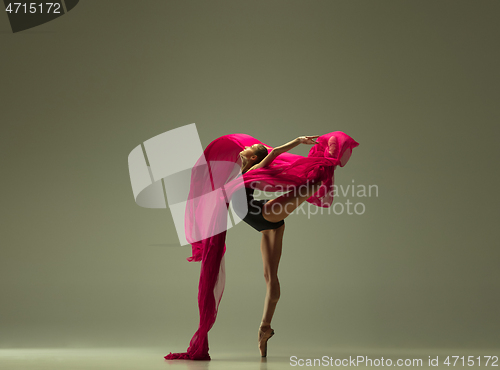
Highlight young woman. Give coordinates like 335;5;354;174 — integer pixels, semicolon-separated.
233;136;322;357
164;131;359;361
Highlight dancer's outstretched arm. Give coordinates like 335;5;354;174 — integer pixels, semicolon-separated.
273;135;319;154
249;135;319;171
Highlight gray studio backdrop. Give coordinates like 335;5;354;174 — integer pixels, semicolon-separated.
1;0;498;354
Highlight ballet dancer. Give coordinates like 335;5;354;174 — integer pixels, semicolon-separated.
164;131;359;361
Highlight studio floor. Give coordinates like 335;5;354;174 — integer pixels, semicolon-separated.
0;347;497;370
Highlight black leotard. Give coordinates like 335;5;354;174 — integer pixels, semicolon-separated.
232;187;285;232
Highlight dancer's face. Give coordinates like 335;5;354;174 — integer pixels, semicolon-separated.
239;145;258;166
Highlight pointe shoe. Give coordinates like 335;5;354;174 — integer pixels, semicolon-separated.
258;327;275;357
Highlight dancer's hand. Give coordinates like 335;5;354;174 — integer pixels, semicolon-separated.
298;135;319;145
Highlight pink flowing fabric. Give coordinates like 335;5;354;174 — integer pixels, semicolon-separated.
164;132;359;360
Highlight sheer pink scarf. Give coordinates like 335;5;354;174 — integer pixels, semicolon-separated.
164;132;359;360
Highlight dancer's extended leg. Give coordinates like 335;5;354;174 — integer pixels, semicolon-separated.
262;182;321;223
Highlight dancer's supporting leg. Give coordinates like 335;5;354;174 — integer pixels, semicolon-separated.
262;181;321;223
259;223;285;328
258;181;321;356
258;223;285;356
